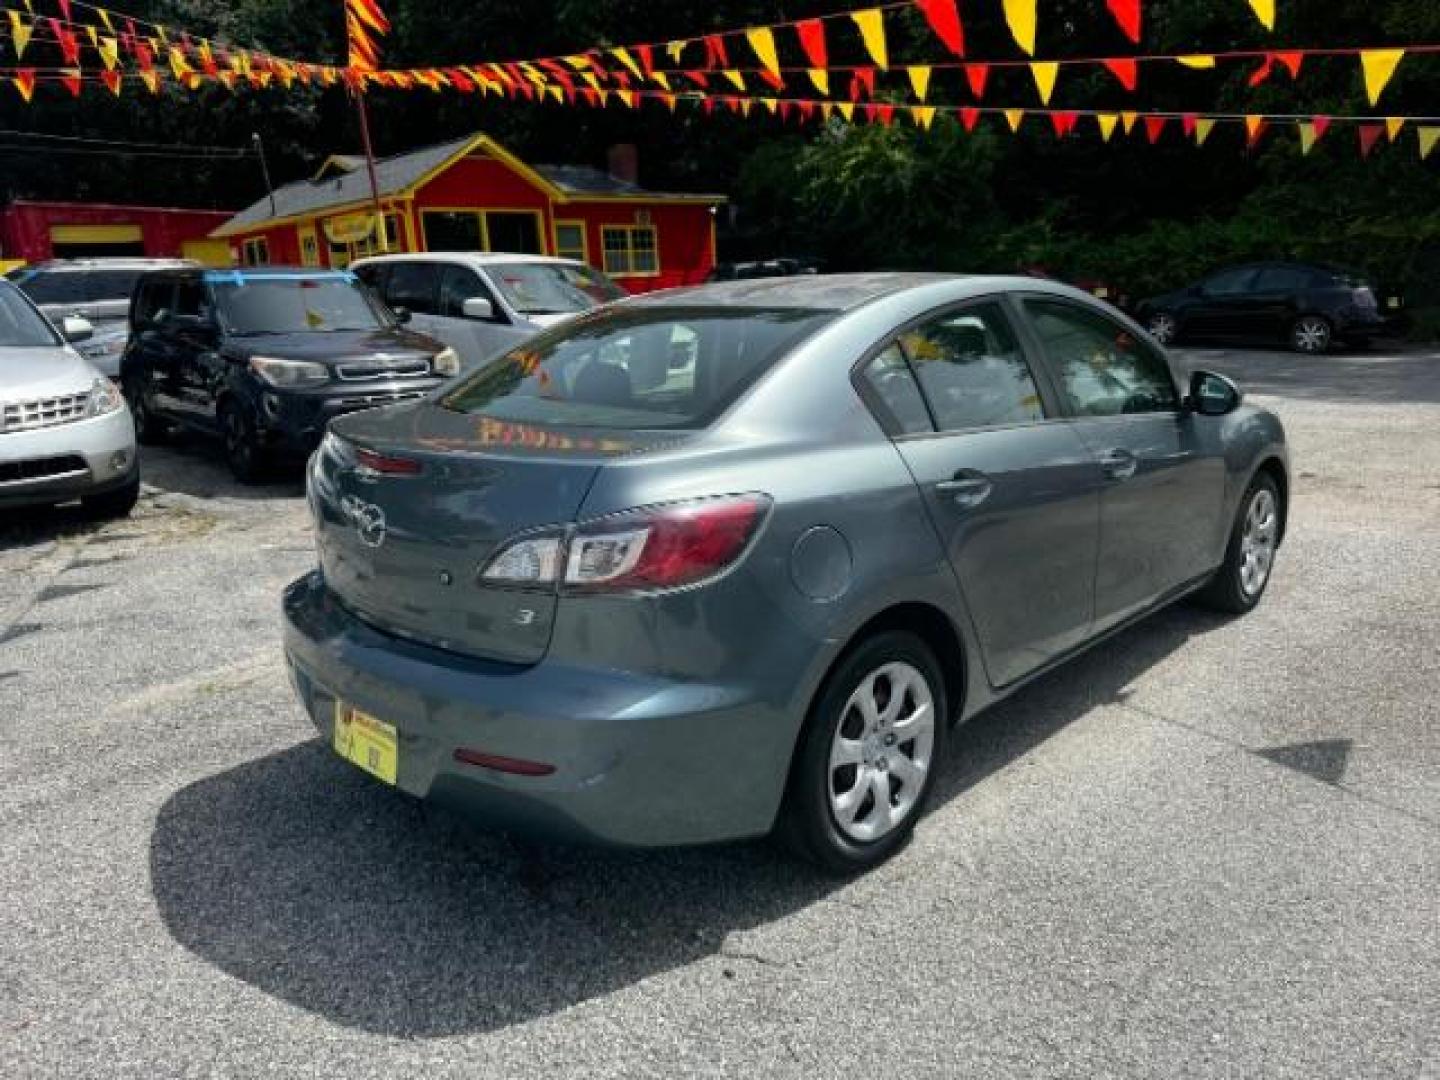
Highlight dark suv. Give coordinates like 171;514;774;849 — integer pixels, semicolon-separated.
1135;262;1389;353
119;267;457;480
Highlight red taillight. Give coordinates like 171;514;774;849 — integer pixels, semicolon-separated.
356;448;424;476
454;748;556;777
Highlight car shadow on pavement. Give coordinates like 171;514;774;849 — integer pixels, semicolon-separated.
138;435;305;503
148;603;1228;1039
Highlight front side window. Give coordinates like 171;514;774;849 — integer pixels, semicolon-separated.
83;269;145;303
211;273;390;336
384;262;439;315
1254;267;1312;293
1025;299;1179;417
488;262;626;317
601;226;659;276
897;303;1045;432
859;344;932;435
0;283;60;347
438;266;494;319
1201;268;1256;296
441;306;833;430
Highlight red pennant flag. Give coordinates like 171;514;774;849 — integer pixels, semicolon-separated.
1144;115;1168;143
778;101;792;122
1313;115;1332;140
796;18;828;68
1182;113;1198;137
61;69;83;97
703;35;729;69
1276;51;1303;78
683;70;709;89
1050;111;1078;137
964;63;989;99
916;0;965;57
448;68;476;93
1102;58;1137;91
637;44;654;78
58;0;73;22
1105;0;1141;43
701;97;714;116
13;69;37;102
866;103;895;126
959;106;980;132
1357;123;1383;157
49;20;82;66
797;100;816;122
581;87;600;107
1248;56;1274;87
101;68;122;95
758;68;785;92
849;67;876;102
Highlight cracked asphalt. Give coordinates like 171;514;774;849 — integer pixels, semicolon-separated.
1;346;1437;1078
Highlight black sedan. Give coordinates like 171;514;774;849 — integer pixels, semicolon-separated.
1136;262;1388;354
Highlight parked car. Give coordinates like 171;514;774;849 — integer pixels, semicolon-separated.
0;279;139;517
6;258;197;377
1135;262;1388;353
352;253;627;373
283;274;1289;871
706;256;824;282
119;266;456;482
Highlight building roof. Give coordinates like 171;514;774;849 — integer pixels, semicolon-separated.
215;132;724;238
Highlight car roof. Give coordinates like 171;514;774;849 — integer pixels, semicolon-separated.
352;252;588;270
622;272;1093;312
21;258;198;272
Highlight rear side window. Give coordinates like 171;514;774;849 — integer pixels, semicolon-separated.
859;344;932;435
384;262;439;315
1202;268;1257;296
14;271;85;305
897;303;1045;431
1254;267;1312;293
132;279;174;327
1025;299;1179;417
441;307;834;430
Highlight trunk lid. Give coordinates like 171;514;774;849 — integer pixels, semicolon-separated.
312;402;671;663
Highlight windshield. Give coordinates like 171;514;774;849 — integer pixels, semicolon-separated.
0;283;60;348
210;274;391;335
488;263;627;316
441;306;833;430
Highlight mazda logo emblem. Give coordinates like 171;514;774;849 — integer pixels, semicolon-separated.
341;496;388;549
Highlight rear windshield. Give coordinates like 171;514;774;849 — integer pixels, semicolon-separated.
441;306;833;430
210;273;391;335
10;268;144;304
0;283;60;347
489;262;627;316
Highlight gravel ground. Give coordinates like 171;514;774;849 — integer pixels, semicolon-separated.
1;346;1436;1079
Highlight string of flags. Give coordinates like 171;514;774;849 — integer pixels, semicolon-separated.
0;0;1435;160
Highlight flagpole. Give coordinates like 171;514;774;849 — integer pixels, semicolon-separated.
352;86;388;252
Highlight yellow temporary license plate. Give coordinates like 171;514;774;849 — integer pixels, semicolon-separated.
333;702;398;785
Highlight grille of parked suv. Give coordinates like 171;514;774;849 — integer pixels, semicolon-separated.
338;390;428;409
0;455;89;484
1;392;89;433
335;360;431;381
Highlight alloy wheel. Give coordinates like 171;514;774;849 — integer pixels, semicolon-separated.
1147;312;1177;345
828;661;936;843
1292;316;1331;354
1239;488;1279;597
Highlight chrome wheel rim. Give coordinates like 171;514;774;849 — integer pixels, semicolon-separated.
828;661;935;843
1294;318;1330;353
1239;489;1278;597
1148;313;1176;344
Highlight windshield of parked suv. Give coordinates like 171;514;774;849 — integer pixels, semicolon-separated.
0;283;60;348
441;306;833;429
488;262;627;316
209;273;391;335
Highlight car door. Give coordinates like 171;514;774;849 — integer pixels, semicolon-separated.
864;299;1105;688
1247;265;1311;342
437;264;526;369
167;278;224;432
1019;296;1227;632
127;277;185;419
1185;267;1260;339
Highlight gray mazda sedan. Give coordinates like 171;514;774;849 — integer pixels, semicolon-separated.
283;274;1288;872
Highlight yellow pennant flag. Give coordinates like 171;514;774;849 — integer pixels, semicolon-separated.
1386;117;1405;141
1298;122;1319;154
12;72;36;103
1195;118;1216;145
98;8;115;33
84;26;97;46
580;71;602;93
745;27;781;82
762;98;779;115
169;46;192;79
1096;113;1119;141
722;69;746;92
563;55;591;71
662;92;677;112
140;70;161;94
1244;115;1264;141
1247;0;1275;31
666;41;685;64
548;85;563;103
1003;0;1037;56
838;102;855;122
7;12;33;58
617;89;637;109
1418;127;1439;160
1176;55;1216;70
808;68;830;96
1361;49;1404;106
911;106;936;130
610;48;644;81
908;66;931;102
739;99;753;118
1004;109;1025;132
1120;110;1139;134
651;71;671;92
821;102;834;121
852;9;889;70
1030;61;1058;105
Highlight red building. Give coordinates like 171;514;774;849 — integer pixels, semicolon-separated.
211;132;725;291
0;200;233;268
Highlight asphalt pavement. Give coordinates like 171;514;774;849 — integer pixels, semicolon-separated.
1;346;1437;1078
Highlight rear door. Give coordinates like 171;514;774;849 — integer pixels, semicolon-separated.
872;299;1104;688
1247;265;1311;341
1018;296;1226;632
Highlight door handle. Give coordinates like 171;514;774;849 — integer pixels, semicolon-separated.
935;470;993;509
1100;448;1139;481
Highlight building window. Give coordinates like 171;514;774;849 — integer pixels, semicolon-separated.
241;237;269;266
421;210;544;255
554;221;587;263
326;211;404;267
299;228;320;267
601;226;658;276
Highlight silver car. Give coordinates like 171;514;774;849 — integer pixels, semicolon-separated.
283;274;1288;872
0;281;140;517
352;253;626;373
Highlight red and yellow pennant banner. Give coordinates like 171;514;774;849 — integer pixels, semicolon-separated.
344;0;389;73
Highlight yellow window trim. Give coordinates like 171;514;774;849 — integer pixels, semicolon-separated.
553;219;588;263
600;224;661;278
419;207;548;255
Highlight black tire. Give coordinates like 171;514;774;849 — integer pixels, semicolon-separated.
220;398;267;484
123;376;168;446
778;630;949;875
81;475;140;520
1290;315;1333;354
1195;473;1283;614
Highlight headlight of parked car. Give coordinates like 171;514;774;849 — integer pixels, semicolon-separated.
249;356;331;387
85;377;125;417
432;347;460;377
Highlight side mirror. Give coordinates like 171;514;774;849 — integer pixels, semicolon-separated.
461;297;495;321
391;306;412;325
61;316;94;343
1187;369;1243;416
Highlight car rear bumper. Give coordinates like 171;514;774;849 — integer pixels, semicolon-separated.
1334;311;1388;339
281;571;792;847
0;405;138;508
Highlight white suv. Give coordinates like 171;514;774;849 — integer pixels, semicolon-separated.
0;281;139;517
352;253;626;373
